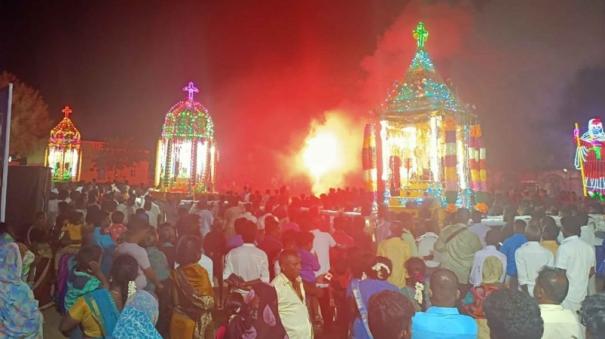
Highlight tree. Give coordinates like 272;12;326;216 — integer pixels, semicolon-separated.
0;71;52;158
92;137;148;180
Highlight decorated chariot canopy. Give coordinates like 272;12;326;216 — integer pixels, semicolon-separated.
379;22;472;121
155;82;217;193
46;105;82;182
363;22;487;210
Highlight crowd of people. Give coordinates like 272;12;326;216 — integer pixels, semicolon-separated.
1;182;605;339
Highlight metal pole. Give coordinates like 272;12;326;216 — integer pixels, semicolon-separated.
575;122;588;197
1;84;13;222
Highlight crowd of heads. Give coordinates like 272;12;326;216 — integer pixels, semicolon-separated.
3;181;605;339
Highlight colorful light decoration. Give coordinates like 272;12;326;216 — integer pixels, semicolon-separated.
45;105;82;182
574;118;605;196
362;122;379;211
365;22;488;209
155;82;217;193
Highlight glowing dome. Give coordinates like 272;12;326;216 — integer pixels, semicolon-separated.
46;106;82;182
155;82;217;193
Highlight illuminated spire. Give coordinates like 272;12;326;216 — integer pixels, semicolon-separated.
413;22;429;49
62;105;73;118
183;81;199;102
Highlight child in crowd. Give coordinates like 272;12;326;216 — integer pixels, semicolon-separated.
64;244;108;311
106;211;127;243
61;211;85;246
91;211;115;276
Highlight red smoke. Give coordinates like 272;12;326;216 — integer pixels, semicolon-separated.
213;1;474;193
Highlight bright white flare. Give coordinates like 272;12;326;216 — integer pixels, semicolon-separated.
302;131;341;182
296;111;361;195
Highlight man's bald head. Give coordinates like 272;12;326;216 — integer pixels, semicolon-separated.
429;268;460;307
534;267;569;304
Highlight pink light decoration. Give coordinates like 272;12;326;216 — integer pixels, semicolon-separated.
183;81;199;102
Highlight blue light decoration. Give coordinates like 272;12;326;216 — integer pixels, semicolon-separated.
383;189;391;206
456;188;473;208
410;50;435;72
426;184;447;207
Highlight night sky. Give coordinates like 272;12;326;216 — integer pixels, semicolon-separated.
1;0;605;190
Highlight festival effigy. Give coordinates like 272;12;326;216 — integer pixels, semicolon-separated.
574;117;605;197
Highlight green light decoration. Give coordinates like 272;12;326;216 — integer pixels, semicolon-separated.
160;82;215;140
413;22;429;49
594;146;602;160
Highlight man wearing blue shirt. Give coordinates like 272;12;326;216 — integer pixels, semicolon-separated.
411;269;477;339
499;219;528;290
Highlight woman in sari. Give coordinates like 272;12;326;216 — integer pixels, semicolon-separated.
347;256;400;339
0;242;43;338
112;290;162;339
170;235;215;339
460;256;505;339
59;255;138;338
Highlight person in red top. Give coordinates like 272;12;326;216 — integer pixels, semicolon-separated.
106;211;127;243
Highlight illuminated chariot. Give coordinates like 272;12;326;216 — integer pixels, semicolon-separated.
155;82;217;193
362;22;488;210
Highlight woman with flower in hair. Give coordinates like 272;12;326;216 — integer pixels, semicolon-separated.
346;256;399;339
400;257;430;311
59;255;139;338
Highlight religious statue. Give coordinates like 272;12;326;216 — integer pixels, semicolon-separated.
575;118;605;193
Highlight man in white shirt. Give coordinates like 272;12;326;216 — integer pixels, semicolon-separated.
310;222;336;277
469;229;507;287
416;228;439;270
310;219;337;328
143;195;162;228
534;267;585;339
516;223;554;296
115;222;164;290
223;219;269;283
199;254;214;287
189;199;214;237
272;249;313;339
556;216;596;312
